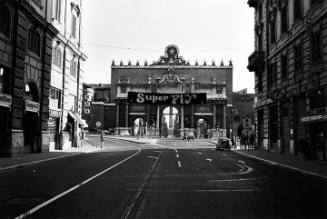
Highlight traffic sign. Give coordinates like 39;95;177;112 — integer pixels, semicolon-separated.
96;121;101;128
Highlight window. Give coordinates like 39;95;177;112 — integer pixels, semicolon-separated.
71;15;77;38
312;30;322;65
50;88;61;109
267;62;277;88
258;4;263;21
53;0;62;22
70;60;77;77
311;0;321;6
0;66;10;94
294;0;302;21
121;85;127;94
52;46;62;68
310;88;326;109
256;72;263;92
294;44;302;72
27;27;41;56
281;2;288;34
270;20;276;43
281;54;288;78
0;3;11;38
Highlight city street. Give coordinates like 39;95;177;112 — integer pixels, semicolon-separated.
0;136;326;219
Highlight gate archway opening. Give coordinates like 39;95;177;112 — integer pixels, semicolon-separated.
197;118;208;138
162;106;179;137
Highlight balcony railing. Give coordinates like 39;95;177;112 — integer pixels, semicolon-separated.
247;0;259;8
247;51;265;72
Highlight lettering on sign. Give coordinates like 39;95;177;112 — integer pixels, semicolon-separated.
128;92;207;105
25;100;39;113
301;114;327;123
0;93;12;108
49;109;61;118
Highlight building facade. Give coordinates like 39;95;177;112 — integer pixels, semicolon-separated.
232;89;255;140
48;0;87;150
0;0;57;156
82;83;114;132
111;45;233;138
248;0;327;160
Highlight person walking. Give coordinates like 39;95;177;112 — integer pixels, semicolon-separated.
100;131;104;148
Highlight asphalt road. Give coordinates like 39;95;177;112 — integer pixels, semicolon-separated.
0;136;326;219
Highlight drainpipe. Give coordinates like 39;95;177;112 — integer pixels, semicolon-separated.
8;0;21;157
37;0;50;153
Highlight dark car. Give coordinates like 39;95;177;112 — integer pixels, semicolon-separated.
216;137;231;151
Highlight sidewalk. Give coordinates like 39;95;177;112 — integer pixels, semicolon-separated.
235;149;327;180
0;139;102;172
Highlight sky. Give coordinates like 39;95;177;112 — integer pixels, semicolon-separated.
83;0;255;93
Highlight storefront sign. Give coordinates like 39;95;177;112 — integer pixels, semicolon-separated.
0;93;12;108
128;92;207;105
49;109;61;118
25;100;39;113
254;98;273;108
301;114;327;123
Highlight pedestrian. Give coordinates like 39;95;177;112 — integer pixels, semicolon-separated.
100;131;104;148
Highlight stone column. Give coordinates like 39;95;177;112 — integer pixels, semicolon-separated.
125;103;129;127
191;105;195;128
116;100;119;128
181;106;185;129
213;104;217;128
156;105;160;136
223;104;227;129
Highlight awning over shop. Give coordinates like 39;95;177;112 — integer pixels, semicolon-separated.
68;111;88;127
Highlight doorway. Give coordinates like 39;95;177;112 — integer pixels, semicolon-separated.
162;106;179;137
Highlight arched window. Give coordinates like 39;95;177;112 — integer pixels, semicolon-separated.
0;4;11;38
27;27;41;56
52;46;62;67
70;59;77;77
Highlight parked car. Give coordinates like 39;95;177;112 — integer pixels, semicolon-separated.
216;137;231;151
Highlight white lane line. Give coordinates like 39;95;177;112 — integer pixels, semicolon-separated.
121;152;161;219
210;177;266;182
177;160;182;168
206;158;212;162
238;160;246;164
15;148;142;219
176;154;179;159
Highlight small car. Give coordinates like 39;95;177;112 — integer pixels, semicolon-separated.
216;137;231;151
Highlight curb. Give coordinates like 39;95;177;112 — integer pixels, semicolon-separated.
107;137;147;144
0;144;104;172
234;151;327;180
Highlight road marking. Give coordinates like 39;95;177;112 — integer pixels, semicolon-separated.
238;160;246;164
210;177;265;182
206;158;212;162
197;152;203;155
178;160;182;168
196;189;263;192
235;151;327;180
14;148;142;219
147;156;159;160
176;154;179;158
121;152;161;219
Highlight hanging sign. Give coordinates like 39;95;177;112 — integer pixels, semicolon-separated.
25;100;39;113
128;92;207;105
0;93;12;108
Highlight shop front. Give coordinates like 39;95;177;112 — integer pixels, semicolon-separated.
301;112;327;161
0;93;12;156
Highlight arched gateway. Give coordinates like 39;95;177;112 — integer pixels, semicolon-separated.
111;45;231;139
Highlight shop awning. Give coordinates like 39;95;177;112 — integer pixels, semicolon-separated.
68;111;88;127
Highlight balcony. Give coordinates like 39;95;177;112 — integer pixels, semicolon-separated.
247;0;259;8
247;51;265;72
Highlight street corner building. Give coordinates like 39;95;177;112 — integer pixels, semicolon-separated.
0;0;86;157
247;0;327;160
109;45;233;139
